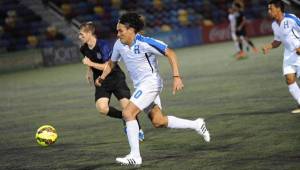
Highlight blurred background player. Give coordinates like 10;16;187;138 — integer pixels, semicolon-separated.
262;0;300;113
233;2;258;59
79;21;144;141
97;12;210;166
228;7;240;55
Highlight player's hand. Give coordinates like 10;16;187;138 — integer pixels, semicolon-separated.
82;57;93;67
172;76;184;95
95;77;104;87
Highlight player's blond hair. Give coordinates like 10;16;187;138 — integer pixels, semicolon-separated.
79;21;95;35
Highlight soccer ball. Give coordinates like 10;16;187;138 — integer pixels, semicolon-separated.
35;125;58;146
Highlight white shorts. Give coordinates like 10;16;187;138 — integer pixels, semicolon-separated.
283;64;300;77
130;81;162;113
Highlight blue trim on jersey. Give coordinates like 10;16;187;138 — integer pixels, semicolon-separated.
96;39;112;62
135;34;167;55
284;13;300;27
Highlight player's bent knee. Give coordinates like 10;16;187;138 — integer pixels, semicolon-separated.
285;74;297;85
286;77;296;85
96;104;109;115
122;110;134;121
151;115;167;128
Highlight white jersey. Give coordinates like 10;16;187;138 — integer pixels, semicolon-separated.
272;13;300;65
111;34;167;88
228;12;237;32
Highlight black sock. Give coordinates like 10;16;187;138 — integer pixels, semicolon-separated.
247;40;255;48
107;106;142;130
239;41;243;51
107;106;122;119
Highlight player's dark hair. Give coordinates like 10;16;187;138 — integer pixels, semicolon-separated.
268;0;284;12
233;2;242;9
119;12;144;33
79;21;96;35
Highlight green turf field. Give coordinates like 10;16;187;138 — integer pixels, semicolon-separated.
1;36;300;170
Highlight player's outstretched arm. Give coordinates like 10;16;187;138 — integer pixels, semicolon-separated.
262;40;281;55
95;60;115;86
165;48;184;95
82;56;106;70
86;66;93;86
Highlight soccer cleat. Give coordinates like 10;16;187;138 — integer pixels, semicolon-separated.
195;118;211;142
291;106;300;114
124;127;145;142
252;47;259;54
139;129;145;142
116;154;142;166
235;51;246;60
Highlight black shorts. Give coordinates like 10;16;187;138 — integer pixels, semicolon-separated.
236;28;246;36
94;74;131;102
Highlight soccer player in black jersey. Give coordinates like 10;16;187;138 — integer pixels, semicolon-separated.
78;22;144;141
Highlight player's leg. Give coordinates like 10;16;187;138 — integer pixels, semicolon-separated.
235;33;246;59
116;101;142;165
240;36;250;52
231;31;240;53
284;65;300;113
243;36;258;53
116;85;159;165
95;87;122;119
114;79;144;141
119;98;145;141
147;100;210;142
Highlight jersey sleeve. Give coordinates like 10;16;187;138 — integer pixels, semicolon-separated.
111;40;122;62
144;37;168;56
271;22;281;41
80;45;86;56
98;41;112;62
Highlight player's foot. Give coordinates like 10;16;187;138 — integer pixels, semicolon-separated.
291;106;300;114
236;51;246;60
139;129;145;142
116;154;142;166
124;127;145;142
252;47;259;54
195;118;210;142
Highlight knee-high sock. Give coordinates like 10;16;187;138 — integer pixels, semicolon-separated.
126;120;140;157
238;41;243;52
234;40;240;52
288;82;300;105
167;116;198;129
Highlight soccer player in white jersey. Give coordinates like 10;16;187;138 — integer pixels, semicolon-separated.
262;0;300;113
96;12;210;166
228;7;240;54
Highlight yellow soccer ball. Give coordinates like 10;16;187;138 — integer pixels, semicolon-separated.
35;125;58;146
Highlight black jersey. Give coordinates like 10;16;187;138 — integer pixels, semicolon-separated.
235;11;245;29
80;39;125;85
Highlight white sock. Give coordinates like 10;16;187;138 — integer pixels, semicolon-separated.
288;82;300;105
234;41;240;52
126;120;140;158
167;116;198;129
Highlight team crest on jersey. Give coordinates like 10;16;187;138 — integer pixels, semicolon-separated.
96;52;102;59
